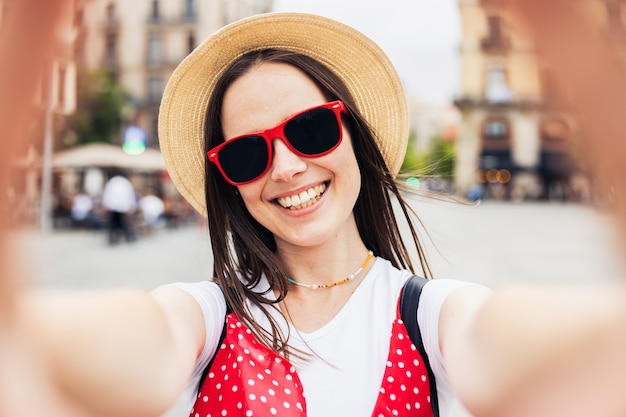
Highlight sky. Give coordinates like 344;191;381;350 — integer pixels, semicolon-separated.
272;0;462;105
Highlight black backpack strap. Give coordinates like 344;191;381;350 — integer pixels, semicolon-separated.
400;275;440;417
198;301;232;392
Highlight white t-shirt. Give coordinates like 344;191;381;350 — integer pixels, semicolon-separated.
169;257;474;417
102;176;136;213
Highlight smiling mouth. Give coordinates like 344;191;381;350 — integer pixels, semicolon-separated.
276;182;327;210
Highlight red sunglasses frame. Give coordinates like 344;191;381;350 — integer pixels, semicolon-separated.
207;100;347;186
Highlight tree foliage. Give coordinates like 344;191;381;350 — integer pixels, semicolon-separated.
68;69;125;145
401;133;456;179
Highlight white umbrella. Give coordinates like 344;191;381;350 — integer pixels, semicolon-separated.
53;142;166;171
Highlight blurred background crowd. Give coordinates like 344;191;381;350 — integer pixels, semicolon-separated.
3;0;624;238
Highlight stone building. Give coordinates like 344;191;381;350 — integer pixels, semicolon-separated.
453;0;621;201
2;0;272;227
76;0;273;148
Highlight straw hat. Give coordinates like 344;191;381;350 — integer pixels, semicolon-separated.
159;12;408;216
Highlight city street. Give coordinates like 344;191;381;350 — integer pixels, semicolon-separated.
12;200;626;417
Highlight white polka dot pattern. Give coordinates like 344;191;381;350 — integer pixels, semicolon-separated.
191;314;307;417
370;311;434;416
191;302;434;417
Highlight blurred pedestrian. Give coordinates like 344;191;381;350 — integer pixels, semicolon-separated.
101;169;137;245
0;1;92;416
139;192;165;230
70;192;93;229
466;184;484;202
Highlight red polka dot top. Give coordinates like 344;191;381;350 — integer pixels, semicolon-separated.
190;296;435;417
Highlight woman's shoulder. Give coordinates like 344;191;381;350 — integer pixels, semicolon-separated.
367;257;412;293
164;279;222;293
370;256;413;280
163;280;226;313
371;256;479;297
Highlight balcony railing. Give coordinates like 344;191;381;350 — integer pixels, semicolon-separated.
146;13;197;26
454;95;542;111
481;35;511;52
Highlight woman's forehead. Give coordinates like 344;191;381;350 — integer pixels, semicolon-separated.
221;62;327;138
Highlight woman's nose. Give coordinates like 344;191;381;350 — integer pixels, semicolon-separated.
269;138;307;182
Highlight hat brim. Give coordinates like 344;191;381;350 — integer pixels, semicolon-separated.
158;12;408;216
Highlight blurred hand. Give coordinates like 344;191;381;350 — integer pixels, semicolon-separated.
0;1;90;416
484;3;626;417
507;0;626;250
0;0;68;308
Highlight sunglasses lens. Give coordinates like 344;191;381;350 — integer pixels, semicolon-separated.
211;103;343;184
284;107;341;155
218;136;268;184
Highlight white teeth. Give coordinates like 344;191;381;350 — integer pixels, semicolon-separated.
299;191;310;204
277;183;326;209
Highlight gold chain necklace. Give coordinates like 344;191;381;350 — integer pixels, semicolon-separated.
286;250;374;289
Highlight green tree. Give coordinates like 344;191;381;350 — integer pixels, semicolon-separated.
68;69;125;145
401;134;455;178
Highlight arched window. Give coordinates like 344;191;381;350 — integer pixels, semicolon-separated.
151;0;160;20
485;65;512;103
147;34;162;64
148;76;162;104
184;0;195;18
106;3;115;23
482;116;511;150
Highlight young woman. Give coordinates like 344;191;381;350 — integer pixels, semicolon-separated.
163;51;472;417
10;11;626;417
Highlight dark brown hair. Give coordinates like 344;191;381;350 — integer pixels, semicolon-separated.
203;49;432;358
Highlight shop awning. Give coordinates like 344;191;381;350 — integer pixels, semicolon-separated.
53;143;166;171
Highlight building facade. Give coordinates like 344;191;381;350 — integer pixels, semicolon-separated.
3;0;272;227
453;0;621;201
77;0;272;149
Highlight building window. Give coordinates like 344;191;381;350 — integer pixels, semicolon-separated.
187;32;196;54
105;33;117;66
151;0;160;20
57;64;66;108
184;0;195;18
149;76;163;103
147;34;162;64
106;3;115;23
487;15;503;41
485;66;512;103
152;114;159;146
484;118;508;139
540;118;569;152
482;14;509;51
482;116;511;150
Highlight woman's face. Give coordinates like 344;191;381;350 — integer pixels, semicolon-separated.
221;62;362;249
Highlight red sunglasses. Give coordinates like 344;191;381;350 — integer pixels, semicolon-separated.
207;100;347;185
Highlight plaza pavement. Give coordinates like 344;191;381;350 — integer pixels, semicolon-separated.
12;200;626;417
